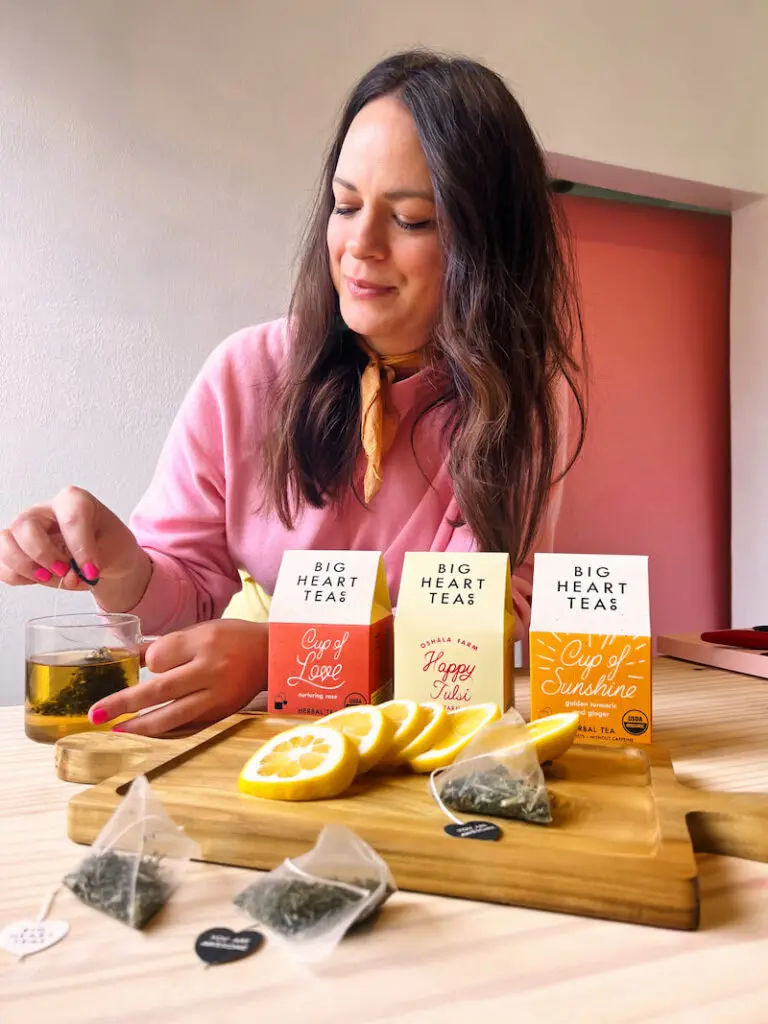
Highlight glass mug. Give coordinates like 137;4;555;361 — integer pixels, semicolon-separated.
24;612;152;744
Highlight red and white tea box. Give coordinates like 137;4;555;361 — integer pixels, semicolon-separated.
267;550;393;717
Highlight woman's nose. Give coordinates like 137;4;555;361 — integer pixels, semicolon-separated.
346;214;387;260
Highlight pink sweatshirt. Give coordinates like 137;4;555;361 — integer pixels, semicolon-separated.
128;318;566;640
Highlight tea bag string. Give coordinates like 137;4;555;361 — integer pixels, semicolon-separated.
35;884;61;925
51;574;100;650
52;572;65;617
10;885;64;962
429;766;465;826
428;753;502;826
51;573;82;643
52;573;137;654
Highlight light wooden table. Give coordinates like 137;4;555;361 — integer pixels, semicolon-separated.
2;657;768;1024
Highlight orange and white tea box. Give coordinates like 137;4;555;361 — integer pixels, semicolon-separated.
394;552;515;712
529;553;652;745
267;550;393;717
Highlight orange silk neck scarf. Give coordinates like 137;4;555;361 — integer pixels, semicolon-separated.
356;338;424;503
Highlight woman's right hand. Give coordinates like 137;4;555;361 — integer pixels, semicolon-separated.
0;486;153;610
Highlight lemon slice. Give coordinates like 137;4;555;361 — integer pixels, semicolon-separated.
408;702;502;774
392;701;450;764
238;724;358;801
376;699;429;763
526;711;580;763
321;705;397;773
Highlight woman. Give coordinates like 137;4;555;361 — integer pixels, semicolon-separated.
0;50;586;736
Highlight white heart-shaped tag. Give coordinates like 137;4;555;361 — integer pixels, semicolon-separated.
0;919;69;959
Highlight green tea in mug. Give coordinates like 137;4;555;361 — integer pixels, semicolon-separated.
25;614;142;743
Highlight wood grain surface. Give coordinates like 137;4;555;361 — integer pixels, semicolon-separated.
64;709;768;931
55;730;173;783
3;658;768;1023
54;722;227;784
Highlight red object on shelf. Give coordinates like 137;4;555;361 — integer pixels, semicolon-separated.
700;629;768;650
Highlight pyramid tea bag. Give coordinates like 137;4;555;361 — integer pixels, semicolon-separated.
234;824;396;963
434;707;553;825
63;775;200;929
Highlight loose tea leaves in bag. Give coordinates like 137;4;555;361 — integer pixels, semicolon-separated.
235;870;381;936
439;762;552;824
33;647;131;717
63;775;200;929
435;707;553;825
63;850;170;929
234;824;396;962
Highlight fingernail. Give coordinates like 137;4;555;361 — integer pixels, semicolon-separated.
112;725;125;733
82;562;100;583
51;560;69;578
70;559;100;585
90;707;108;725
34;567;52;583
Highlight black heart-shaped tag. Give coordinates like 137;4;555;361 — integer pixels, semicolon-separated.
444;820;502;841
194;928;264;966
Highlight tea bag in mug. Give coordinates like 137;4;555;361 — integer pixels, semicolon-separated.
234;824;396;963
62;775;200;929
433;707;553;825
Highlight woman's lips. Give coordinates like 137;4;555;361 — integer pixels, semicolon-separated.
346;277;396;299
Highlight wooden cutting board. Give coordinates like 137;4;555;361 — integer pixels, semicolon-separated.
64;714;768;931
55;725;218;784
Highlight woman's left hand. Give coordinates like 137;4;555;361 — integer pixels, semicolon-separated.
89;619;269;737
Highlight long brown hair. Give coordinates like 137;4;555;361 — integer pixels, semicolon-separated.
259;49;587;568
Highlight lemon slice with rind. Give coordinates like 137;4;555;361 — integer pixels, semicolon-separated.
238;724;358;801
321;705;397;773
393;701;450;764
376;699;429;763
526;711;580;763
407;702;502;774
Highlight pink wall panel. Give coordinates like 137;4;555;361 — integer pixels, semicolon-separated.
555;195;732;640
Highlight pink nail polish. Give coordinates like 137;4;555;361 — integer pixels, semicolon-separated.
34;567;52;583
112;725;125;733
51;560;69;578
90;708;108;725
82;562;99;582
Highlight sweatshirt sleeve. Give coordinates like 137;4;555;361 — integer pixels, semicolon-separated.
125;337;248;635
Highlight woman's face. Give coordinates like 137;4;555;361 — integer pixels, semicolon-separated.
327;95;444;357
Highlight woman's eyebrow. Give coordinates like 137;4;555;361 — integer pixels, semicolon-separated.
333;176;434;202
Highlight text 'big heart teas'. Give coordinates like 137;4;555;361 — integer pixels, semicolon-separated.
268;551;393;716
529;553;652;745
394;553;515;711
